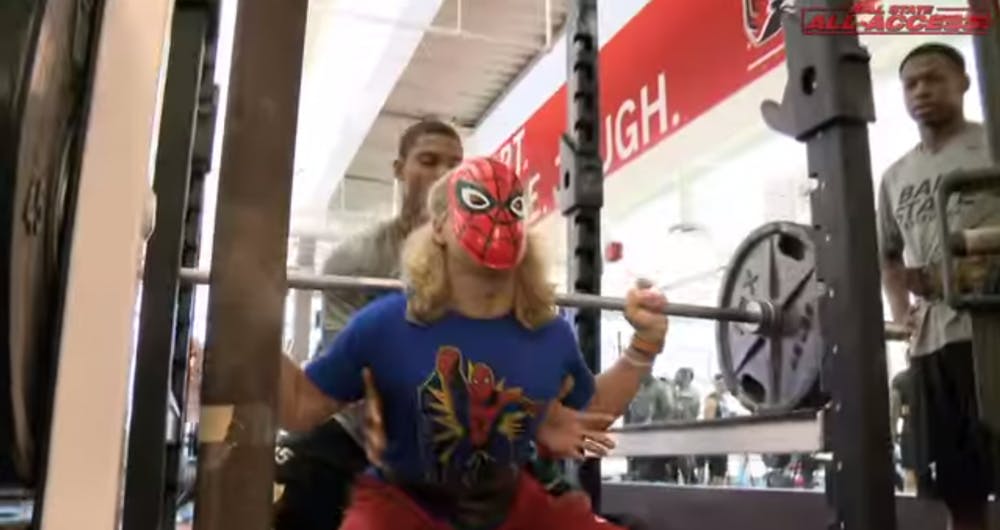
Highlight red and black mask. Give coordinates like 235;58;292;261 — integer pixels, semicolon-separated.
446;157;526;270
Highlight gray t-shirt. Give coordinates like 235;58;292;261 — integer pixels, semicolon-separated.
627;378;671;424
671;384;701;421
876;121;1000;356
319;219;408;443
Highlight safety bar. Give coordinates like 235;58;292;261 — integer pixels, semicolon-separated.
607;410;824;457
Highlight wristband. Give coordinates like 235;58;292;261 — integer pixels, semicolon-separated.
622;347;654;369
629;334;663;356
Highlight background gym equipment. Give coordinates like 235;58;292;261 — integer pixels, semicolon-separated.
1;0;98;494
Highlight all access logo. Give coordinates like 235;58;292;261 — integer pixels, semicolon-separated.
800;1;994;35
743;0;793;46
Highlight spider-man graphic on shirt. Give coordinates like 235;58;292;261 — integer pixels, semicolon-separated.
417;346;542;485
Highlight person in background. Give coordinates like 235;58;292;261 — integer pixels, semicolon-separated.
671;368;700;421
876;42;1000;530
700;374;730;485
625;373;672;481
666;367;699;484
272;119;464;530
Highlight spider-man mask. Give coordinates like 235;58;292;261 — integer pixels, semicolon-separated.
446;157;526;270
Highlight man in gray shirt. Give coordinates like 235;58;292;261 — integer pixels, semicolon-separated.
666;368;699;483
273;119;463;530
625;373;671;481
316;118;464;444
876;43;1000;530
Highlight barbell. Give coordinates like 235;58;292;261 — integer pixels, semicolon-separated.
176;267;906;339
177;222;912;413
176;268;765;324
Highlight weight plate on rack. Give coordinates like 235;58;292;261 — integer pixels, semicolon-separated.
1;0;87;484
716;222;825;413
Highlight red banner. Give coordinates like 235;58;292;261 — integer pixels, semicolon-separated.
491;0;787;223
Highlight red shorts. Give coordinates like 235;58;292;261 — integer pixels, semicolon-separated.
339;473;624;530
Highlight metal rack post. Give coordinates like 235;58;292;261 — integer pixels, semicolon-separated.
970;0;1000;162
761;1;896;528
558;0;604;510
965;0;1000;504
122;4;217;529
191;1;307;529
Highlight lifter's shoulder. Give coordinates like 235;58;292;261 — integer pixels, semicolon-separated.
353;291;408;322
534;313;575;339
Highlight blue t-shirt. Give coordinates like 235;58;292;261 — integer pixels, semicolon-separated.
305;292;595;486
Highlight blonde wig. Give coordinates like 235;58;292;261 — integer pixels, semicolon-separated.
400;174;557;329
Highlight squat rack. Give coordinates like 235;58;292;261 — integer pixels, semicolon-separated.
188;0;897;525
113;1;1000;530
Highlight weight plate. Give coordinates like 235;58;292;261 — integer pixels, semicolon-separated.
1;0;87;484
716;222;824;413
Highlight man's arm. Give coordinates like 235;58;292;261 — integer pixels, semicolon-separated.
882;259;912;323
876;179;911;324
320;243;366;338
319;224;397;339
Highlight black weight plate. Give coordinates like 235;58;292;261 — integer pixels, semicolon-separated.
716;222;824;413
1;0;86;484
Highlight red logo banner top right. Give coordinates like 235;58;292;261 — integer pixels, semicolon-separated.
798;1;994;35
